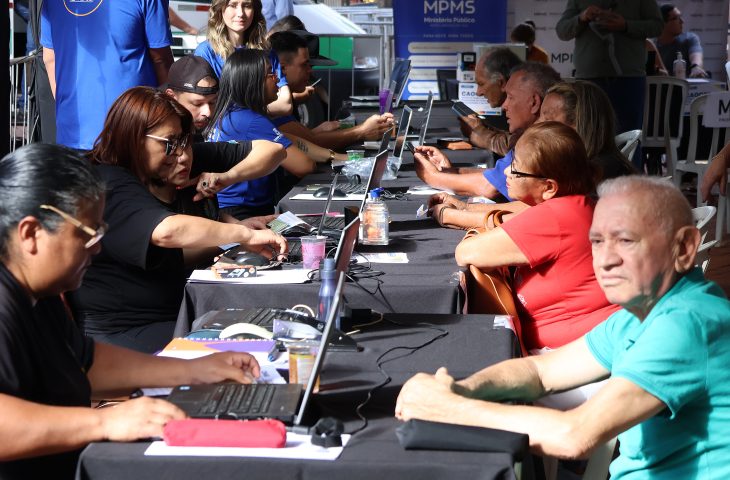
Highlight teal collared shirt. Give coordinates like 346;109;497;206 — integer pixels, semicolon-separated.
586;268;730;479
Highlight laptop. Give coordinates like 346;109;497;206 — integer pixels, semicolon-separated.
410;91;434;147
300;146;389;231
391;105;413;160
193;219;360;352
167;274;346;424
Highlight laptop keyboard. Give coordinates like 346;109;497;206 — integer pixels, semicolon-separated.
200;384;275;416
301;215;346;230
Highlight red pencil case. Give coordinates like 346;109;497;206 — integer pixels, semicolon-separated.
163;418;287;448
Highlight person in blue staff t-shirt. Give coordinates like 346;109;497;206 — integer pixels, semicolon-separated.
40;0;173;150
206;49;345;220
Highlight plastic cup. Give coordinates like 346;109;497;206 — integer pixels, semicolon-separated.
346;149;365;161
287;340;320;390
379;88;391;114
300;236;326;269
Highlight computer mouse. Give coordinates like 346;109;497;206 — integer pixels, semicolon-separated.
219;322;274;340
234;251;270;267
313;186;347;198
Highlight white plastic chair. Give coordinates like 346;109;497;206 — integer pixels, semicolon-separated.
696;239;718;273
692;205;717;244
615;130;642;160
543;437;617;480
725;61;730;90
642;77;688;176
670;96;730;206
716;186;730;244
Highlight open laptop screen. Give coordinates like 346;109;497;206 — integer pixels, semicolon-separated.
293;273;345;426
393;105;413;159
390;58;412;109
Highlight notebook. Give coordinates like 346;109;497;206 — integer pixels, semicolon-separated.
166;274;346;424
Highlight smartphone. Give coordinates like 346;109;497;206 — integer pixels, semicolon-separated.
451;101;481;118
310;77;322;87
405;141;416;153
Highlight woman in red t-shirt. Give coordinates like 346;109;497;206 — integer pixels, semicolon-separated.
456;122;620;353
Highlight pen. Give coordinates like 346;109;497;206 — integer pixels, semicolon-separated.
268;342;281;362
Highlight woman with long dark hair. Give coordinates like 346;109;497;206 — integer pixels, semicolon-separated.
206;49;343;219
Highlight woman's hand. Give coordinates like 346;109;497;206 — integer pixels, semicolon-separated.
243;229;288;260
186;172;229;201
428;192;466;210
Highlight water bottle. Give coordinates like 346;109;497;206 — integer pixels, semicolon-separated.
317;258;338;328
673;52;686;79
359;188;389;245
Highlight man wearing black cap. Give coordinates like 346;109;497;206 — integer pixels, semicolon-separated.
164;55;220;135
162;55;286;209
270;30;394;152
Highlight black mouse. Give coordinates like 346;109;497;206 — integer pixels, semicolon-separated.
313;186;347;198
234;251;270;267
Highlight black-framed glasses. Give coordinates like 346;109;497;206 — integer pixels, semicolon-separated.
39;204;107;249
509;160;546;179
145;134;190;155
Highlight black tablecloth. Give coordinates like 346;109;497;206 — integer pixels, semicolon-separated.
175;213;465;336
78;314;528;480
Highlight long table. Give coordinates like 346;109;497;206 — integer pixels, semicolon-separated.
77;314;526;480
175;169;468;336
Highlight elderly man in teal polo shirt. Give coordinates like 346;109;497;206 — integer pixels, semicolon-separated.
396;176;730;479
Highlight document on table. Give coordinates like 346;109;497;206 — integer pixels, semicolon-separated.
357;252;409;264
188;268;311;284
144;433;351;460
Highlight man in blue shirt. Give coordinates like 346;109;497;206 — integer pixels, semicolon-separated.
413;62;560;201
397;176;730;479
41;0;173;150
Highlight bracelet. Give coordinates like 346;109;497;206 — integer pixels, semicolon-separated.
328;149;335;162
437;205;456;225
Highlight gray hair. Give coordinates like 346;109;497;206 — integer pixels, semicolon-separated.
510;62;561;98
597;176;693;234
479;47;523;84
0;144;105;260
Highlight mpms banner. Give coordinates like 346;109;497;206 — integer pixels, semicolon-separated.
393;0;507;100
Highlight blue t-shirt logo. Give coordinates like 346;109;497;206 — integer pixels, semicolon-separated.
63;0;104;17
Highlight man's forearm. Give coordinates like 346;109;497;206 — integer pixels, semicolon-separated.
470;127;510;156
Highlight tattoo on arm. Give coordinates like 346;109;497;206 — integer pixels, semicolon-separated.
296;140;309;153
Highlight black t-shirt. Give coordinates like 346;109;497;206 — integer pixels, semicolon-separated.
72;142;252;335
174;141;252;219
0;264;94;479
71;165;183;334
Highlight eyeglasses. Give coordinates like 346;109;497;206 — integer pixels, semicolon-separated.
145;134;190;156
39;204;107;249
509;160;546;179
